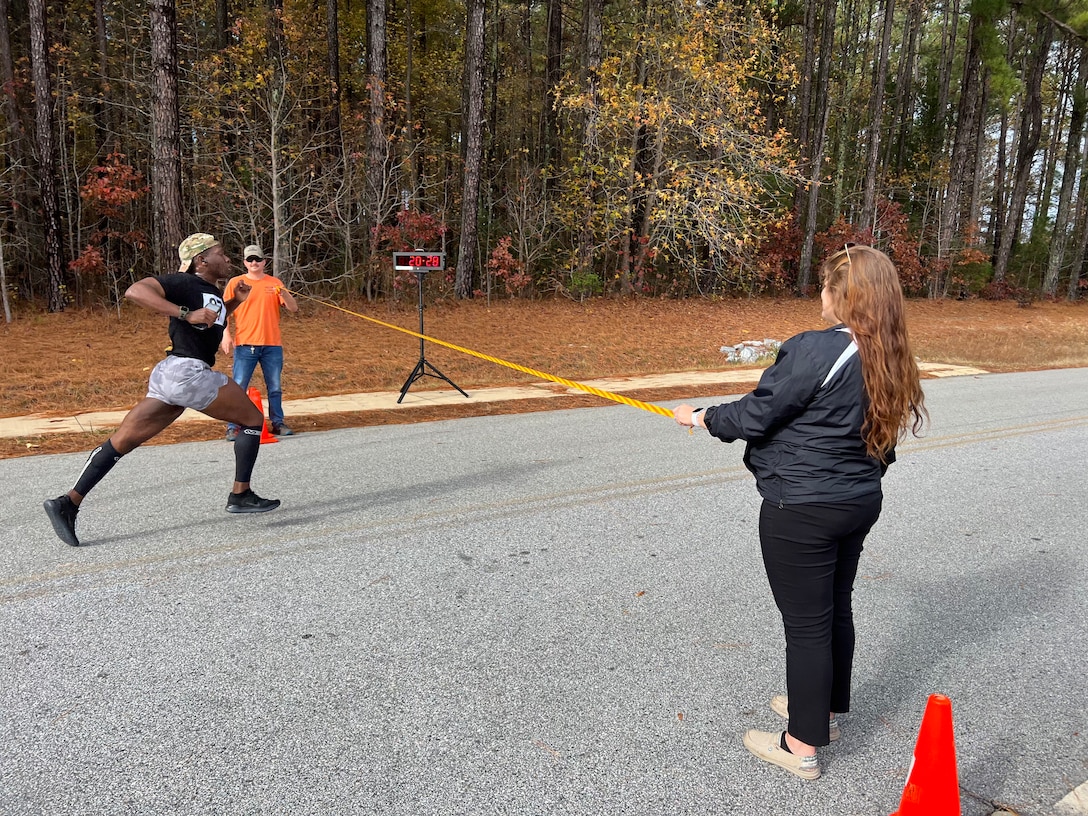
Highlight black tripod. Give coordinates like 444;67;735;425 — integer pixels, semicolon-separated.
397;269;469;403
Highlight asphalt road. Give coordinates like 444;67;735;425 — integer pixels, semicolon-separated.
2;368;1086;816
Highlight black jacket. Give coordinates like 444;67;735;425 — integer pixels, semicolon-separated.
703;324;890;505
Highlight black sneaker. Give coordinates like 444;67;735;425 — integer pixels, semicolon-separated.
43;495;81;546
225;489;281;514
270;423;294;436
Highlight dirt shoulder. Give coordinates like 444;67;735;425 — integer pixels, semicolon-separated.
2;296;1085;460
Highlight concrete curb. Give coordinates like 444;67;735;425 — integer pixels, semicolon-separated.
1054;781;1088;814
991;778;1088;815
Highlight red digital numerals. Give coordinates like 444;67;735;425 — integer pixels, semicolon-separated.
394;253;445;270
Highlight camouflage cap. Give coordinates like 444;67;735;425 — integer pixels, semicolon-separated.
177;233;220;272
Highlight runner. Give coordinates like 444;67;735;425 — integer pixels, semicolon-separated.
43;233;280;547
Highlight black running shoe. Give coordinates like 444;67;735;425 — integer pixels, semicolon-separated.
225;489;281;514
43;495;81;546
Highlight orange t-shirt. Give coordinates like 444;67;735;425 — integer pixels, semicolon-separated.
224;274;288;346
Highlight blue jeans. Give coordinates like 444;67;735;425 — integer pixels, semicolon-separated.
228;344;286;431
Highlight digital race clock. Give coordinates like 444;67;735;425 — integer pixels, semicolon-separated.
393;251;446;271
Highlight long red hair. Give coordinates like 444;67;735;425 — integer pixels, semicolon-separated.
821;245;928;460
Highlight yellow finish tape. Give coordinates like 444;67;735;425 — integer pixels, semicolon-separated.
286;290;675;419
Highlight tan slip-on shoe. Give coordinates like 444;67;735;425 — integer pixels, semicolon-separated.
743;729;821;780
770;694;841;742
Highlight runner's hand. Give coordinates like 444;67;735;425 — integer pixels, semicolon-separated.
233;279;252;303
186;306;221;328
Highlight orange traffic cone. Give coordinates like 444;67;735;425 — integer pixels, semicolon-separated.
891;694;961;816
246;386;278;444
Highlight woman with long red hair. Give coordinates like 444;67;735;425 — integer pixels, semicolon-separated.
674;244;927;780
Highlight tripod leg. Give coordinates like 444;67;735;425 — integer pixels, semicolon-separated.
397;358;428;403
422;359;470;398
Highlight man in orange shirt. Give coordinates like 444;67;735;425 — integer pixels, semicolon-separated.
220;244;299;440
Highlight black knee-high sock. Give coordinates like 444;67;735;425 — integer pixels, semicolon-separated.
233;425;262;484
73;440;123;497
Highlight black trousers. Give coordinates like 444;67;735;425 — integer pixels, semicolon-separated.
758;494;883;746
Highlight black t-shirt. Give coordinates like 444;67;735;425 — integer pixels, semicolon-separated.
156;273;227;367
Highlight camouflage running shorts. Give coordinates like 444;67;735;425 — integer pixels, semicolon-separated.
146;356;229;411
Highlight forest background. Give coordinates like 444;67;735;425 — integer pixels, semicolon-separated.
3;0;1088;317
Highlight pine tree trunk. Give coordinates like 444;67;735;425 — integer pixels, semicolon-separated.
0;0;25;148
150;0;184;275
1066;131;1088;299
889;0;922;175
0;0;33;272
993;18;1053;282
988;105;1008;260
1032;46;1074;243
403;0;415;200
938;8;983;263
541;0;563;180
327;0;342;161
0;230;11;323
797;0;836;290
575;0;603;285
455;0;485;299
621;0;651;294
93;0;112;150
365;0;388;295
860;0;894;231
966;74;990;244
1045;47;1088;295
29;0;66;311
